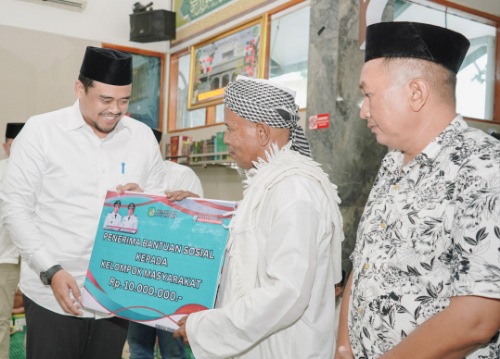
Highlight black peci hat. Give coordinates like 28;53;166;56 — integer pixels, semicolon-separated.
365;22;470;74
80;46;133;85
5;123;24;139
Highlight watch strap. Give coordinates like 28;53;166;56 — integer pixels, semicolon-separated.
40;264;63;285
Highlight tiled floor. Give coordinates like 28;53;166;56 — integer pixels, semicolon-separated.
9;331;26;359
10;305;193;358
10;336;190;359
11;338;132;359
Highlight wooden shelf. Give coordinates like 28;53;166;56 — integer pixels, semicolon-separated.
189;152;235;167
165;155;189;164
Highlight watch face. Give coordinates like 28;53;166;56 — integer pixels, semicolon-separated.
40;272;50;285
39;265;62;285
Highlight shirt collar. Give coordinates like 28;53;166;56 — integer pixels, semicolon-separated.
381;115;469;177
245;141;293;178
414;115;468;166
381;115;468;174
66;100;86;131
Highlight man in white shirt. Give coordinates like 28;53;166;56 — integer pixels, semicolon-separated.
0;122;24;359
174;76;344;359
0;46;168;359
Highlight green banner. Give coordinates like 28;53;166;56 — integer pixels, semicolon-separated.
175;0;233;27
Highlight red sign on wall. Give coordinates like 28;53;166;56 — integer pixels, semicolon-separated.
309;113;330;130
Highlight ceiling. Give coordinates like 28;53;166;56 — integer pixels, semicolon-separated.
442;0;500;18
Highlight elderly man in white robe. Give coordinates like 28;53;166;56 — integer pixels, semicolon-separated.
174;76;344;359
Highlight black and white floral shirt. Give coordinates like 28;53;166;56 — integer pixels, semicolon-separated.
349;116;500;358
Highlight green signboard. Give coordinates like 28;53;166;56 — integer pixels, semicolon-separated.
175;0;234;27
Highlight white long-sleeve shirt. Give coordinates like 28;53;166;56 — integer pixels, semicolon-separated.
163;160;204;197
0;100;166;317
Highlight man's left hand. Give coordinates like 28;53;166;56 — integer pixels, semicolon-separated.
51;270;83;316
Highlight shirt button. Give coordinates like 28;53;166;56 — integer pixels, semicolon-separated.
364;263;369;270
380;222;386;229
357;307;363;314
392;184;399;190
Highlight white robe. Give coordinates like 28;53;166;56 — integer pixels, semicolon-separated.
187;143;344;359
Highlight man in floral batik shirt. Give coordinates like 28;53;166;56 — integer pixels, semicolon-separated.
336;22;500;359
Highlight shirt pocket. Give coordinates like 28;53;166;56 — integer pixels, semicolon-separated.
113;160;150;188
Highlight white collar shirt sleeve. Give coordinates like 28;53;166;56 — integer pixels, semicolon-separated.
163;160;204;197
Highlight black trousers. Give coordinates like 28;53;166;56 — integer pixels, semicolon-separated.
24;295;128;359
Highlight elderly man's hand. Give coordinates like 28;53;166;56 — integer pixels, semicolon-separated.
165;190;199;201
173;315;190;345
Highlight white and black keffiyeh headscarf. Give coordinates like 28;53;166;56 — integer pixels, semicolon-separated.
224;76;312;157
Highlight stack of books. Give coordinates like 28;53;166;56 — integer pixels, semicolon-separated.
189;131;229;163
167;135;192;163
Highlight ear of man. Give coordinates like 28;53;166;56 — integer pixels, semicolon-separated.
255;122;271;147
408;78;429;112
75;80;85;97
254;122;291;151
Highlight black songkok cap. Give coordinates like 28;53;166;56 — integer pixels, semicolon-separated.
365;22;470;74
5;123;24;139
80;46;132;85
151;128;162;144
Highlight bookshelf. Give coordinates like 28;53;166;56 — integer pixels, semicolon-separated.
164;155;189;163
189;152;235;167
165;154;234;167
167;131;235;168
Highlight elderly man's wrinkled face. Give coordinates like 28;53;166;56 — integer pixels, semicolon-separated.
223;107;263;170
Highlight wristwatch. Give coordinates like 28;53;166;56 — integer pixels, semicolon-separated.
39;265;63;285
